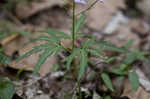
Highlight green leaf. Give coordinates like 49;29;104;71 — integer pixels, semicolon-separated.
40;29;70;39
115;76;125;81
54;46;64;57
16;44;51;62
96;41;128;53
82;39;96;48
17;69;24;77
104;96;111;99
30;36;51;42
104;56;118;63
75;33;85;39
53;64;59;72
25;36;60;47
33;47;57;74
66;48;80;69
120;64;128;70
124;39;134;49
0;48;4;52
40;29;60;43
0;53;11;65
96;46;106;54
128;72;139;91
55;32;70;39
137;51;149;61
123;49;149;65
87;48;100;56
120;64;131;71
82;39;92;48
101;72;114;92
0;78;15;99
0;33;8;40
123;52;137;65
140;51;150;56
108;68;128;75
82;39;128;53
78;49;88;80
75;13;86;33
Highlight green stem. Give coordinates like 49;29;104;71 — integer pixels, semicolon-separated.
72;2;82;99
78;80;82;99
72;1;75;51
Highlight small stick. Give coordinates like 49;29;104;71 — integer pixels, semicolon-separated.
76;0;99;16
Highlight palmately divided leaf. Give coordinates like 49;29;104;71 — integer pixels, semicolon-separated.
33;47;57;74
75;13;86;33
129;72;139;91
101;72;114;92
31;36;64;46
16;44;51;62
96;41;128;53
40;29;70;39
40;29;60;43
122;49;146;65
0;78;15;99
123;49;149;65
82;39;127;54
78;49;88;80
31;36;51;42
54;31;70;39
66;48;80;69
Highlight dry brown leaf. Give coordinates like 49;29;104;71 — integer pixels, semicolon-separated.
123;80;150;99
86;0;125;30
4;31;56;76
15;0;66;20
4;26;74;76
105;21;140;48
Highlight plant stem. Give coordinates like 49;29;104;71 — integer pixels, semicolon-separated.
72;2;82;99
78;80;82;99
72;60;82;99
72;1;75;51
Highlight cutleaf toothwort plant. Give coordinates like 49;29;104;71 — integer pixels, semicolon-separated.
17;0;146;98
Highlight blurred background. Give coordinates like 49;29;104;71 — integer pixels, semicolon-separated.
0;0;150;99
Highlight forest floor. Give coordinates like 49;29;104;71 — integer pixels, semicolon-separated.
0;0;150;99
